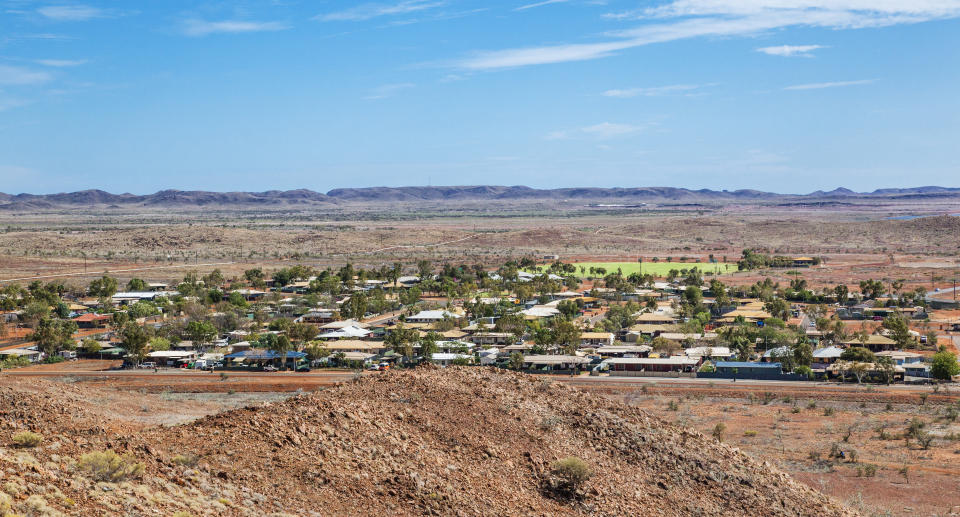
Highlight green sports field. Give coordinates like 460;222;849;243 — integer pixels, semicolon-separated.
569;261;737;278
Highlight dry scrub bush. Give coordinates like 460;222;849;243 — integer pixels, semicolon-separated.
548;457;593;499
77;450;144;482
171;454;199;467
12;431;43;448
712;423;726;442
0;492;11;515
538;416;562;432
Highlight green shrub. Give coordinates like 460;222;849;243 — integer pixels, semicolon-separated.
77;450;144;482
856;464;877;477
743;430;758;437
823;407;835;417
12;431;43;448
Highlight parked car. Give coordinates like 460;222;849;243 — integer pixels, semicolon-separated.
140;362;157;369
367;364;380;371
296;365;311;372
263;365;278;372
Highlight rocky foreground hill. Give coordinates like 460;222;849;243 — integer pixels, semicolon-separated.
0;367;858;516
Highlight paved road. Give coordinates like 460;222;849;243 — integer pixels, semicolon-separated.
1;368;357;380
926;285;959;305
548;374;953;393
3;367;952;394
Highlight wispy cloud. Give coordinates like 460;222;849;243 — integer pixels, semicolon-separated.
318;1;445;22
0;97;29;112
548;122;644;140
36;59;87;67
784;79;875;90
0;64;52;85
364;82;415;99
456;1;960;70
515;0;568;11
602;84;707;97
36;5;105;21
181;19;290;37
756;44;825;57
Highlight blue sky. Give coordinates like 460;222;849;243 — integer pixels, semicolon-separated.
1;0;959;194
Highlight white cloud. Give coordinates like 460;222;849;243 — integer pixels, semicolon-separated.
515;0;568;11
456;0;960;69
364;82;415;99
756;44;825;56
602;84;705;97
548;122;644;140
181;19;290;37
36;5;104;21
36;59;87;67
319;1;445;22
784;79;875;90
0;64;52;85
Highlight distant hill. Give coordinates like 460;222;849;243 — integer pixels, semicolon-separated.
1;185;959;210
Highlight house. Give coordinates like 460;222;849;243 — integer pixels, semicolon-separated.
606;356;699;375
427;352;473;367
111;291;176;305
223;349;307;368
436;329;468;341
406;310;463;324
633;312;678;325
318;325;372;339
477;348;500;366
841;334;898;352
468;332;514;347
432;340;475;354
73;312;112;329
232;289;266;301
624;324;672;342
684;346;733;360
320;319;369;330
580;332;615;347
875;350;924;365
792;257;817;267
761;346;793;362
146;350;198;367
0;347;42;363
522;354;592;372
903;362;932;378
713;361;785;378
811;346;844;368
333;351;376;364
323;340;387;354
520;306;561;320
280;281;311;294
67;303;91;314
594;345;651;358
659;332;718;344
501;343;534;355
716;309;773;324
